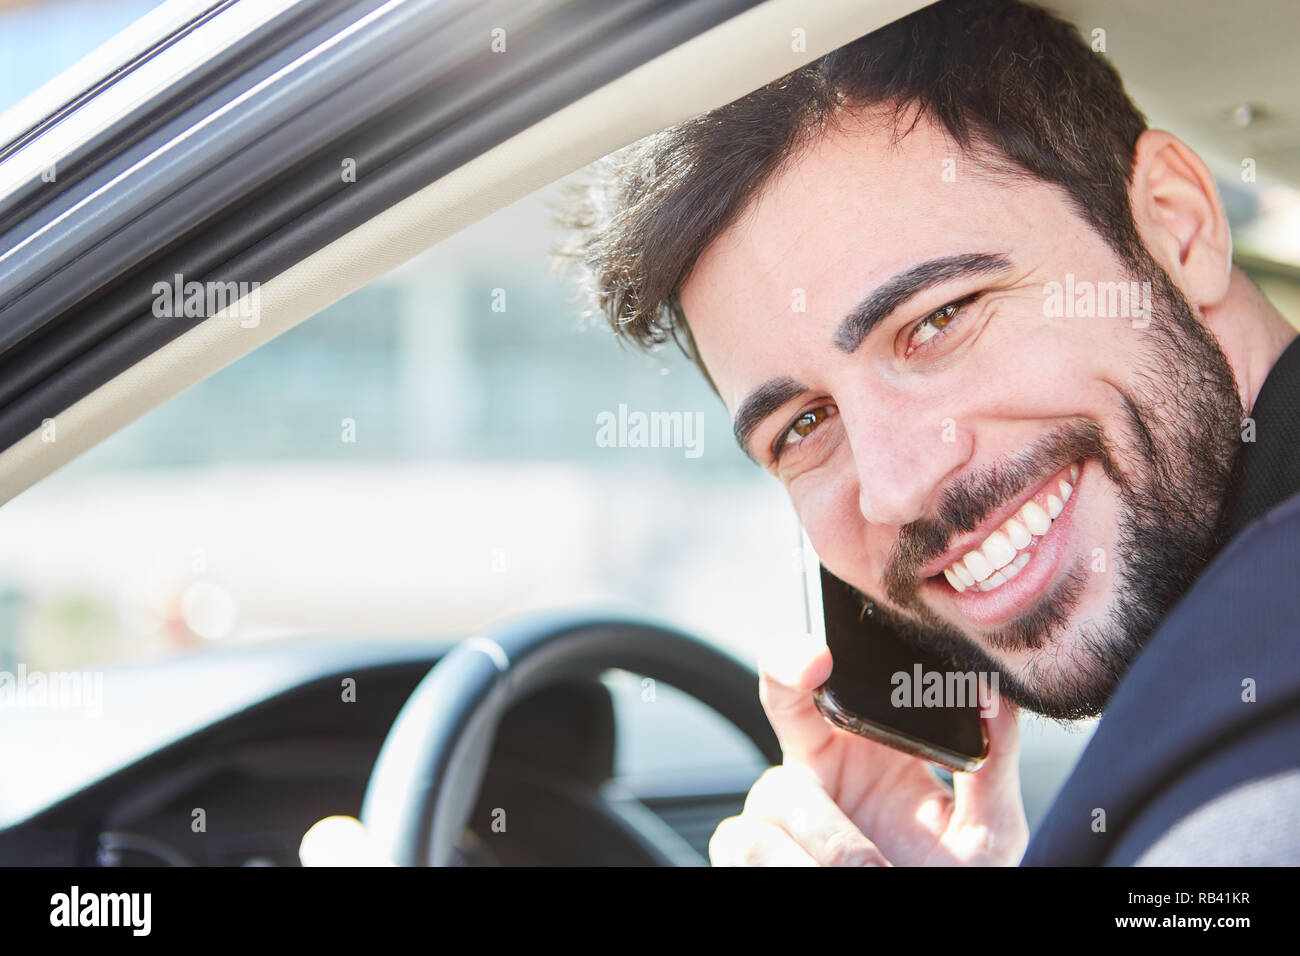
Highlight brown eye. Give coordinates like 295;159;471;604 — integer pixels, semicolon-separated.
929;301;959;328
792;407;829;438
775;405;837;460
909;302;958;349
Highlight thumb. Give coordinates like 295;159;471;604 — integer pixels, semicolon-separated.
951;686;1024;828
299;815;395;867
756;631;835;769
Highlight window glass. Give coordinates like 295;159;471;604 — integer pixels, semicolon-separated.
0;0;165;113
0;175;806;672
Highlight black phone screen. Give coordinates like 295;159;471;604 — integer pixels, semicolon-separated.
815;566;988;771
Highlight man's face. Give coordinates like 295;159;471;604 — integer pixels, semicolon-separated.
679;110;1243;719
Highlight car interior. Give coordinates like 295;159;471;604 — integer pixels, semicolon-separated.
0;0;1296;866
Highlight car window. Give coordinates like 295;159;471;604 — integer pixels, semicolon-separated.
0;0;167;115
0;173;806;671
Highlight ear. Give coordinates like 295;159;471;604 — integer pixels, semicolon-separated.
1128;130;1232;308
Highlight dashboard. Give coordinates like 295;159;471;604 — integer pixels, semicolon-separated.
0;637;768;866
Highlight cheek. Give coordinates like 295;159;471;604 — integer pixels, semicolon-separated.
788;471;889;592
947;313;1132;422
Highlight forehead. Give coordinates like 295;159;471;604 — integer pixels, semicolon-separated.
679;110;1057;411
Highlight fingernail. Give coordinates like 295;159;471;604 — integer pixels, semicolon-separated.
761;635;826;685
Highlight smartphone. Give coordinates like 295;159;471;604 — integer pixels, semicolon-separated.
800;530;989;772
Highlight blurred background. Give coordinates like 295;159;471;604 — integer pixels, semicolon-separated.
0;0;805;673
1;0;1298;827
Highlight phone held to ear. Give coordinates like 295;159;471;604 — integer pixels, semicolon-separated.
800;530;989;773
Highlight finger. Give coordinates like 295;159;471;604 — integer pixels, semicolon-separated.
299;815;395;867
952;686;1027;835
744;765;892;867
709;815;820;867
756;632;836;767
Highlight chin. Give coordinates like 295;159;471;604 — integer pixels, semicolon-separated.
990;596;1138;721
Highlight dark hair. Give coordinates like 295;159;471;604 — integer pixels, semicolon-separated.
557;0;1148;383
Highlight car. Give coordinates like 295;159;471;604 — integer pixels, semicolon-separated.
0;0;1296;869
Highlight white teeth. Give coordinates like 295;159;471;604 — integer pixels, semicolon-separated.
1000;549;1033;583
940;463;1083;595
1021;500;1050;535
981;531;1017;570
964;550;994;583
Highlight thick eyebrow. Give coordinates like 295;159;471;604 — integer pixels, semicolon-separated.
731;252;1012;462
832;252;1012;353
733;376;807;462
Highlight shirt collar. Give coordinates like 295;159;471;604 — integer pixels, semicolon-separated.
1216;332;1300;544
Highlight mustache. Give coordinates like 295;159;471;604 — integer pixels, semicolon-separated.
883;420;1125;606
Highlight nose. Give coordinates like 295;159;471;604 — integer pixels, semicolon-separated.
843;396;971;528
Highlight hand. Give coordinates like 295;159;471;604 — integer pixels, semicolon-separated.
710;633;1028;866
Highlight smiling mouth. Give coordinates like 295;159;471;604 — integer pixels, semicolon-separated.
939;461;1081;594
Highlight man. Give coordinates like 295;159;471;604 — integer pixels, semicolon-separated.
559;0;1300;864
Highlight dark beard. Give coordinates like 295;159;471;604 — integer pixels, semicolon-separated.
870;263;1244;721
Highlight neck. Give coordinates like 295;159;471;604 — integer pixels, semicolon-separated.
1202;266;1298;415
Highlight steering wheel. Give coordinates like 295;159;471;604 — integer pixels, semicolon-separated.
359;613;782;866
